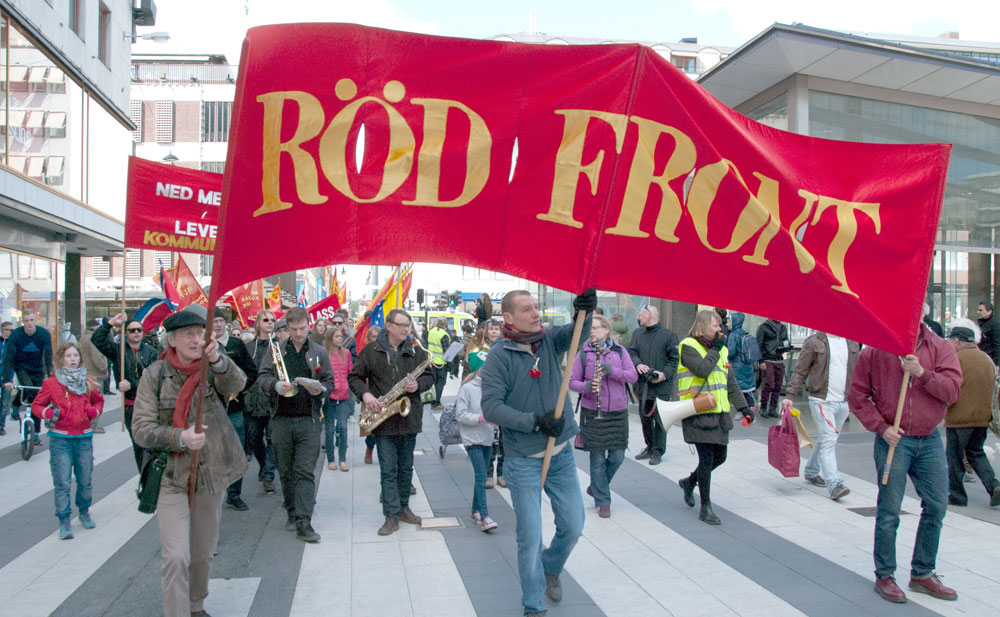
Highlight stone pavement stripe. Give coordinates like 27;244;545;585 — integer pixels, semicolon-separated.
414;417;607;617
688;437;997;617
0;446;138;568
0;473;145;617
204;576;262;617
604;451;944;617
0;411;132;519
291;418;477;617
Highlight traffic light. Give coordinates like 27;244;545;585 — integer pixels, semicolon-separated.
438;290;449;308
451;290;461;307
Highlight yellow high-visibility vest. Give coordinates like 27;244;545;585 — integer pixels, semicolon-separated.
676;337;729;414
427;327;448;367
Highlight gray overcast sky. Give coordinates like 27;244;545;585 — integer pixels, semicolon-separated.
135;0;997;65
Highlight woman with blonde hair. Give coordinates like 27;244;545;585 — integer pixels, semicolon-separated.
676;310;753;525
31;342;104;539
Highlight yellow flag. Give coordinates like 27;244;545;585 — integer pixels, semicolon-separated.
267;281;282;311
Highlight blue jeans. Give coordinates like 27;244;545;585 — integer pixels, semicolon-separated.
873;431;948;579
588;449;625;507
226;411;246;500
376;433;417;518
49;434;94;522
466;444;492;516
0;386;10;431
803;399;849;494
505;446;585;614
324;398;352;463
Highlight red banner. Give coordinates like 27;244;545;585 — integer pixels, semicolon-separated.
307;294;342;325
166;257;209;310
266;281;282;311
213;24;950;355
230;280;264;325
125;157;221;255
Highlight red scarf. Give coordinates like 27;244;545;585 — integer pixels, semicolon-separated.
162;347;202;430
501;323;545;353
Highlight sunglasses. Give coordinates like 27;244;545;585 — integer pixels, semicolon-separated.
260;318;274;322
126;327;143;333
330;321;344;325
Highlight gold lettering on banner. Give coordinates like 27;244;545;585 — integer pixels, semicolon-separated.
318;87;416;203
403;98;492;207
539;110;629;229
606;116;695;240
254;91;328;217
686;160;778;258
800;191;881;297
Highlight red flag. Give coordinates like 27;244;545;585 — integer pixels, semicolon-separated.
266;281;282;311
230;280;264;326
212;24;950;355
306;294;341;325
166;257;208;310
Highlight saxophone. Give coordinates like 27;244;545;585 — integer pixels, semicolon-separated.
359;349;432;436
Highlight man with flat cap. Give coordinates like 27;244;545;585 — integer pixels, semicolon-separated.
132;305;249;617
944;325;1000;508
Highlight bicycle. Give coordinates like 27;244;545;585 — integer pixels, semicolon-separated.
9;384;42;461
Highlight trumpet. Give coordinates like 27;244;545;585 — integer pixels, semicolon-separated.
269;334;298;397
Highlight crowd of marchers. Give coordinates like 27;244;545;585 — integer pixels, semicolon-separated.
3;295;1000;615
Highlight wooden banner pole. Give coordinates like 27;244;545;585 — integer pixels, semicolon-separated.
540;308;587;488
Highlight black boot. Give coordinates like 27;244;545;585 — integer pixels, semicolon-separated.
679;476;696;508
699;500;721;525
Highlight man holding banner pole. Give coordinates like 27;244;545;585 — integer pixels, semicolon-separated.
848;322;961;604
481;288;595;616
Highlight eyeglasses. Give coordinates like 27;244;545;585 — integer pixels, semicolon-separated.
126;328;143;333
330;321;344;326
592;325;608;330
389;321;410;327
260;318;274;322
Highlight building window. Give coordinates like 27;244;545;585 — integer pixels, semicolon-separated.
201;161;225;174
130;100;143;142
153;251;173;270
125;250;141;279
98;3;111;67
91;257;110;278
68;0;83;39
671;55;699;73
202;101;232;142
155;101;174;143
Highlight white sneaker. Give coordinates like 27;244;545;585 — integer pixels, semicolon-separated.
480;516;498;532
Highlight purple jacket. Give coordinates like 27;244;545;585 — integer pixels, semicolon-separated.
570;339;638;412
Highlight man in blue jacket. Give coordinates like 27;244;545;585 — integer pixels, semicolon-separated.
481;288;595;617
2;309;53;445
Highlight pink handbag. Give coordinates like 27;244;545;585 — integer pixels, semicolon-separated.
767;409;801;477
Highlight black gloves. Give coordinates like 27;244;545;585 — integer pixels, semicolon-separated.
712;333;726;352
600;363;613;376
740;408;754;424
573;288;597;313
535;409;566;438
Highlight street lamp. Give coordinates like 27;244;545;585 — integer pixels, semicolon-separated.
125;31;171;43
162;152;178;164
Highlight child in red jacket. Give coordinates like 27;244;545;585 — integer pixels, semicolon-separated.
32;342;103;540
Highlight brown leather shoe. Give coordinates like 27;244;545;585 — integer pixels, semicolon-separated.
377;517;399;536
364;448;374;465
399;507;422;525
909;574;957;601
875;577;907;603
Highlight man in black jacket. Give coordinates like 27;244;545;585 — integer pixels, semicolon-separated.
628;305;679;466
349;309;434;536
756;318;791;418
976;302;1000;365
93;312;160;472
258;307;335;543
212;308;258;511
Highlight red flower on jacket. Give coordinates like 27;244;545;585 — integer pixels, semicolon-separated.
529;357;541;378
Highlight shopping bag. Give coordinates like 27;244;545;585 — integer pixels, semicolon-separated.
788;407;814;449
767;409;801;477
